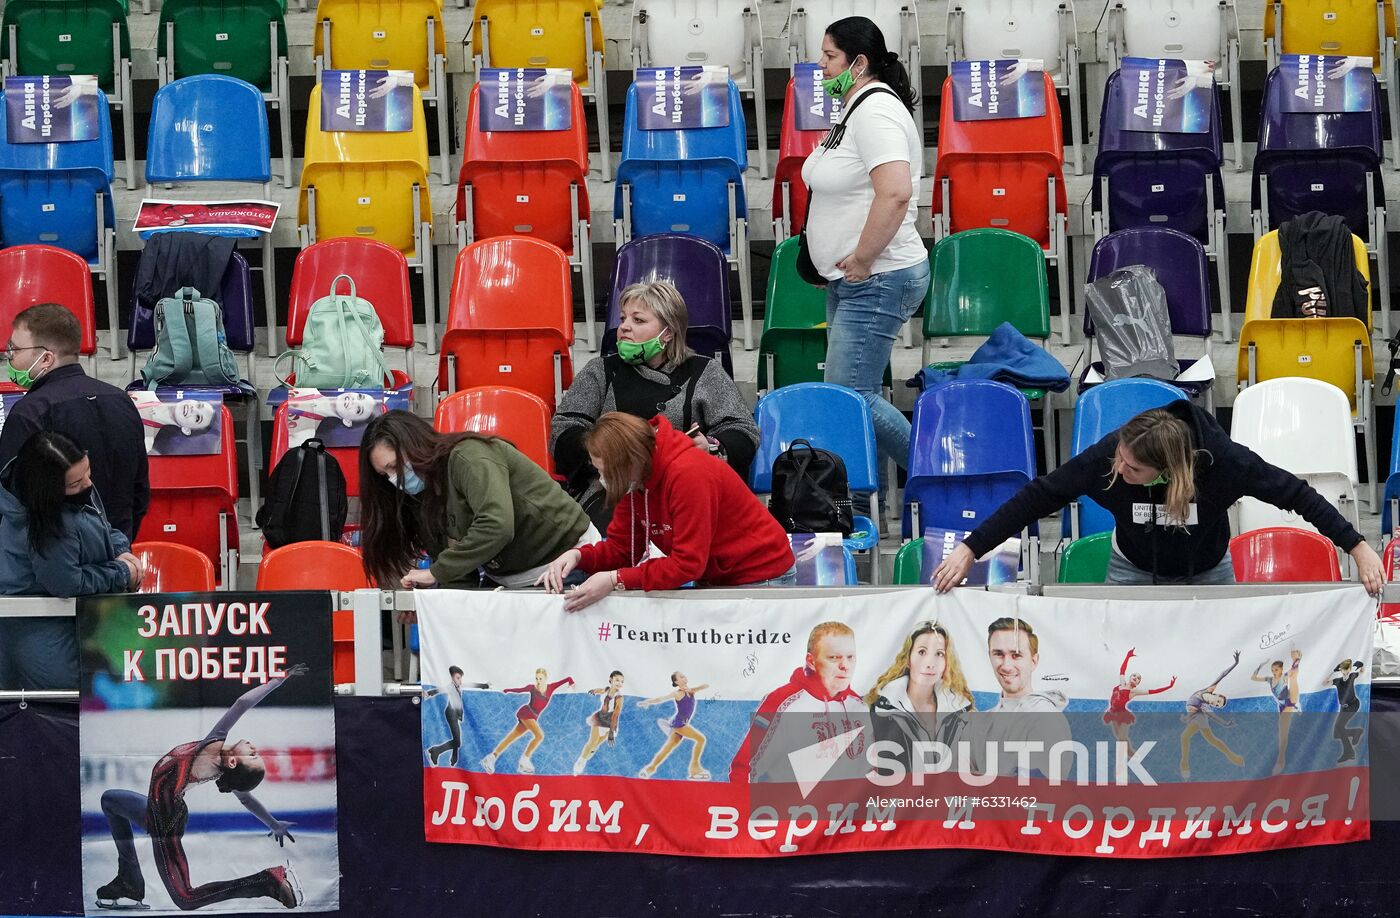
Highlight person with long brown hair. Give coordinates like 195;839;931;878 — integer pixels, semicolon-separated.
931;401;1383;591
537;412;795;612
359;410;599;589
865;621;974;774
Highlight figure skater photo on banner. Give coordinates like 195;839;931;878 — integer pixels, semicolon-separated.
284;389;383;449
424;665;490;768
130;391;220;456
480;669;574;775
1326;657;1366;763
572;670;625;776
865;621;974;776
1180;650;1245;780
636;672;711;781
1104;647;1176;758
1253;649;1302;775
94;665;310;911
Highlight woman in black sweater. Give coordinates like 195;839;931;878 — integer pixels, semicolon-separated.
932;401;1383;592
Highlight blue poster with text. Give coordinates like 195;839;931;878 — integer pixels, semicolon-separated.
792;62;842;131
319;69;414;133
1278;54;1374;113
1116;58;1213;134
478;68;573;132
635;66;730;131
5;75;100;144
949;59;1046;122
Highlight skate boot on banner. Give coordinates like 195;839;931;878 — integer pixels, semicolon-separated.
95;874;149;910
268;864;304;908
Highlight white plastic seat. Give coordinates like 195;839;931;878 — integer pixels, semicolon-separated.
632;0;768;176
787;0;922;126
1102;0;1244;171
947;0;1084;175
1231;378;1361;535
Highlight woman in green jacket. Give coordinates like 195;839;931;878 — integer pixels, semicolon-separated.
359;411;599;589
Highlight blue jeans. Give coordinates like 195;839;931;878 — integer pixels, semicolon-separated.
824;260;931;486
1106;548;1237;585
741;566;798;587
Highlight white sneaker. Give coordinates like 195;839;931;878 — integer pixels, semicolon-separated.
479;753;496;774
572;757;586;776
519;754;535;774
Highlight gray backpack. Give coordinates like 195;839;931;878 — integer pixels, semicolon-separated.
141;287;241;390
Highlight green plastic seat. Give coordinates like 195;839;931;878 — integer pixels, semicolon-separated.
758;236;829;391
1057;532;1112;584
0;0;130;94
893;538;926;585
158;0;288;92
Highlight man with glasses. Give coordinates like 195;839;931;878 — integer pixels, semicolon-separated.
0;303;147;538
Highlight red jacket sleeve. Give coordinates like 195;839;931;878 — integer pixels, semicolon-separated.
575;494;637;573
616;471;717;592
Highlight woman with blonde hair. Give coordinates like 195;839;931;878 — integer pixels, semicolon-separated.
866;622;973;773
933;402;1382;591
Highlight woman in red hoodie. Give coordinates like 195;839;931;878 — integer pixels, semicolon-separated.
538;412;795;611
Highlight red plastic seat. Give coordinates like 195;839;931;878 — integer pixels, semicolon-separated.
1230;527;1343;582
1382;539;1400;619
132;540;217;593
268;402;363;499
0;245;98;395
135;405;240;587
456;82;590;257
433;386;552;472
772;77;825;239
444;236;574;341
436;328;573;412
257;541;371;685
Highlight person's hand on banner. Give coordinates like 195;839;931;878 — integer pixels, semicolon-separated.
563;571;615;613
536;549;581;594
1350;541;1384;596
932;543;975;592
1328;56;1371;80
683;68;728;96
53;75;98;109
369;71;414;99
267;820;297;847
997;59;1042;87
1167;61;1215;100
402;569;437;590
526;71;570;98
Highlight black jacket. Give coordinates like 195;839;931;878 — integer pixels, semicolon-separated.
131;231;237;343
1271;211;1369;322
962;400;1364;580
0;364;150;539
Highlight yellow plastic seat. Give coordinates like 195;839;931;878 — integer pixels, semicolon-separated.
1265;0;1396;68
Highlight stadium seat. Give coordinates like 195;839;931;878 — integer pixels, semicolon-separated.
1231;378;1363;534
631;0;768;177
1236;229;1375;505
772;76;823;240
903;379;1037;566
1251;64;1389;336
0;0;135;189
1058;531;1111;584
892;537;925;585
456;81;596;348
758;236;828;392
1068;378;1187;539
1384;419;1400;534
268;400;362;503
469;0;609;180
614;78;752;347
0;245;98;386
787;0;922;124
135;404;240;588
603;233;733;375
156;0;292;187
299;84;435;352
932;71;1071;342
437;329;573;413
256;540;370;686
946;0;1084;174
287;237;415;389
433;386;553;473
1264;0;1400;164
146;74;279;356
313;0;450;184
1101;0;1245;169
0;89;118;356
446;237;574;344
133;540;217;593
1230;527;1344;582
1090;66;1232;339
1083;228;1214;400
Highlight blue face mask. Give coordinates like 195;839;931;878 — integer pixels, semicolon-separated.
391;462;425;496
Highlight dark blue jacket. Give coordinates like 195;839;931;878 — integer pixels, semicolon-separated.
0;463;132;597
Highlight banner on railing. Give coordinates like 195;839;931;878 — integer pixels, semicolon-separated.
418;587;1373;858
78;592;340;913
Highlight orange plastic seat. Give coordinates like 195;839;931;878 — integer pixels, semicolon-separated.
133;540;216;593
1230;527;1343;582
434;386;552;472
772;76;825;239
445;236;574;340
436;328;573;412
0;245;97;355
257;541;370;685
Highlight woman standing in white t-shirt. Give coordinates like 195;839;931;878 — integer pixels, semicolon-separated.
802;17;928;509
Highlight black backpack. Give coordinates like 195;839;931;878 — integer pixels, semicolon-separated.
768;439;854;535
256;438;349;548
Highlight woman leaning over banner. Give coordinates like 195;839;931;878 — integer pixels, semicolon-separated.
804;16;928;507
0;431;144;691
359;411;601;590
538;412;796;611
931;401;1385;593
550;280;758;529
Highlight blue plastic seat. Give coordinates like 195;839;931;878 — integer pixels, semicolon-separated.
616;78;747;169
903;379;1037;541
1069;378;1188;537
146;74;271;208
750;382;883;576
1382;420;1400;535
0;169;114;263
603;233;732;373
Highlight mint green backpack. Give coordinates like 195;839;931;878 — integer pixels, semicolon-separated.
141;287;241;390
276;274;395;390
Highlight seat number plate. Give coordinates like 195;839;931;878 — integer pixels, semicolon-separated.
516;194;529;203
498;364;513;372
1311;183;1325;191
672;193;686;202
58;33;71;41
531;27;544;36
1151;183;1165;192
358;196;371;205
42;203;55;212
992;188;1006;196
373;30;386;39
216;32;228;40
1298;355;1312;365
164;524;177;533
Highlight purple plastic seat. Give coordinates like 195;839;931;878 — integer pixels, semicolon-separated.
603;233;732;374
1091;69;1225;244
127;250;256;355
1252;66;1384;238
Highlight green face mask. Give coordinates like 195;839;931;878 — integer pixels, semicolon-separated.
617;335;667;365
822;65;857;97
6;352;44;389
1145;473;1168;487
